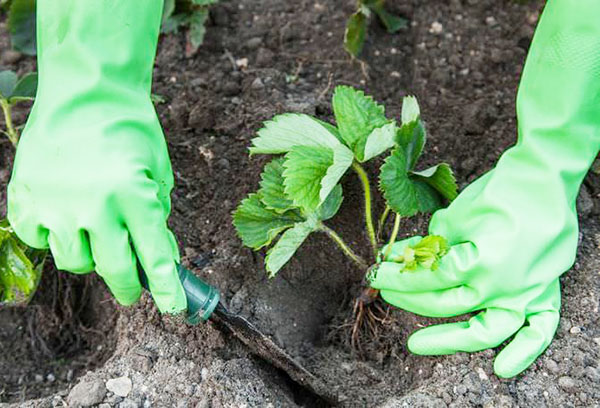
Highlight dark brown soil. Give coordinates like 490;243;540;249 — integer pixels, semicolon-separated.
1;0;600;407
0;270;117;402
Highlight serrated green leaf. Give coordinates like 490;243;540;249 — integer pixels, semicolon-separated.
8;0;36;56
0;219;46;307
0;70;18;99
401;95;420;124
318;184;343;221
332;86;389;162
8;72;37;103
412;180;443;213
311;117;345;144
250;113;343;155
363;0;407;33
412;163;458;201
380;148;418;216
162;0;177;32
363;122;397;161
163;0;176;20
344;10;367;58
265;219;318;277
283;145;333;211
379;148;447;216
259;158;296;213
233;193;302;250
188;9;209;51
320;144;353;203
395;119;426;171
282;144;352;211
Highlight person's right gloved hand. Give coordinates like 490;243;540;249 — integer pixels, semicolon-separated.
369;0;600;378
7;0;186;313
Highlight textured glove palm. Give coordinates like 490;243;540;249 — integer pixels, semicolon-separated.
369;0;600;378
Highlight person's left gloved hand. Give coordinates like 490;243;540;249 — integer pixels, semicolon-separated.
369;0;600;378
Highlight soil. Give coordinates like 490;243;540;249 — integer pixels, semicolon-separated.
1;0;600;407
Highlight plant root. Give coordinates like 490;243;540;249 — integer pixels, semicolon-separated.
349;287;392;354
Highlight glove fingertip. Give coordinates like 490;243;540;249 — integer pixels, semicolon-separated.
493;357;524;379
111;286;143;307
407;328;455;356
152;272;187;314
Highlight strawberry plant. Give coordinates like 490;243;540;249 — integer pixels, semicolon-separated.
0;70;37;146
162;0;219;57
0;219;47;307
234;86;457;347
344;0;407;58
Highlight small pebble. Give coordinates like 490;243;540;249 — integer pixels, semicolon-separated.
570;326;581;334
429;21;443;34
251;77;264;90
558;376;577;392
476;367;488;381
106;376;133;397
34;374;44;383
485;16;497;26
47;373;56;383
235;58;248;69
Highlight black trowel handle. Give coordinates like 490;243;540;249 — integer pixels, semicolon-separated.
139;264;220;324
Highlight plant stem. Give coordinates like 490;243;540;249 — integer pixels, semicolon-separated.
383;213;401;260
319;223;368;270
0;100;18;146
352;161;377;258
377;205;391;239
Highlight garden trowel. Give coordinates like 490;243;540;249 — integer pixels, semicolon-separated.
140;265;336;405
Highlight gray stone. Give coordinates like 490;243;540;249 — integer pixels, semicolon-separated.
106;376;133;397
558;376;577;392
67;380;107;407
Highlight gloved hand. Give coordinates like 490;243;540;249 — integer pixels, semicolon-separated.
369;0;600;378
7;0;186;313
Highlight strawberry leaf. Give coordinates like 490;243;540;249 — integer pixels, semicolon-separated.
320;144;354;204
258;158;296;213
363;122;397;161
379;148;449;216
188;9;209;52
0;70;18;99
344;10;367;58
412;163;458;202
265;218;319;277
318;184;343;221
233;193;302;250
250;113;343;155
395;96;426;171
283;145;333;211
332;86;389;162
9;72;37;103
363;0;407;33
7;0;36;56
0;219;46;307
397;235;450;271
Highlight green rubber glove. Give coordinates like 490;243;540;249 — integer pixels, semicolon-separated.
369;0;600;378
7;0;186;313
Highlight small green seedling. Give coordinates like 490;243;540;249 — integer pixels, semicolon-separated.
0;219;47;308
234;86;457;346
344;0;407;58
162;0;219;57
0;70;37;146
